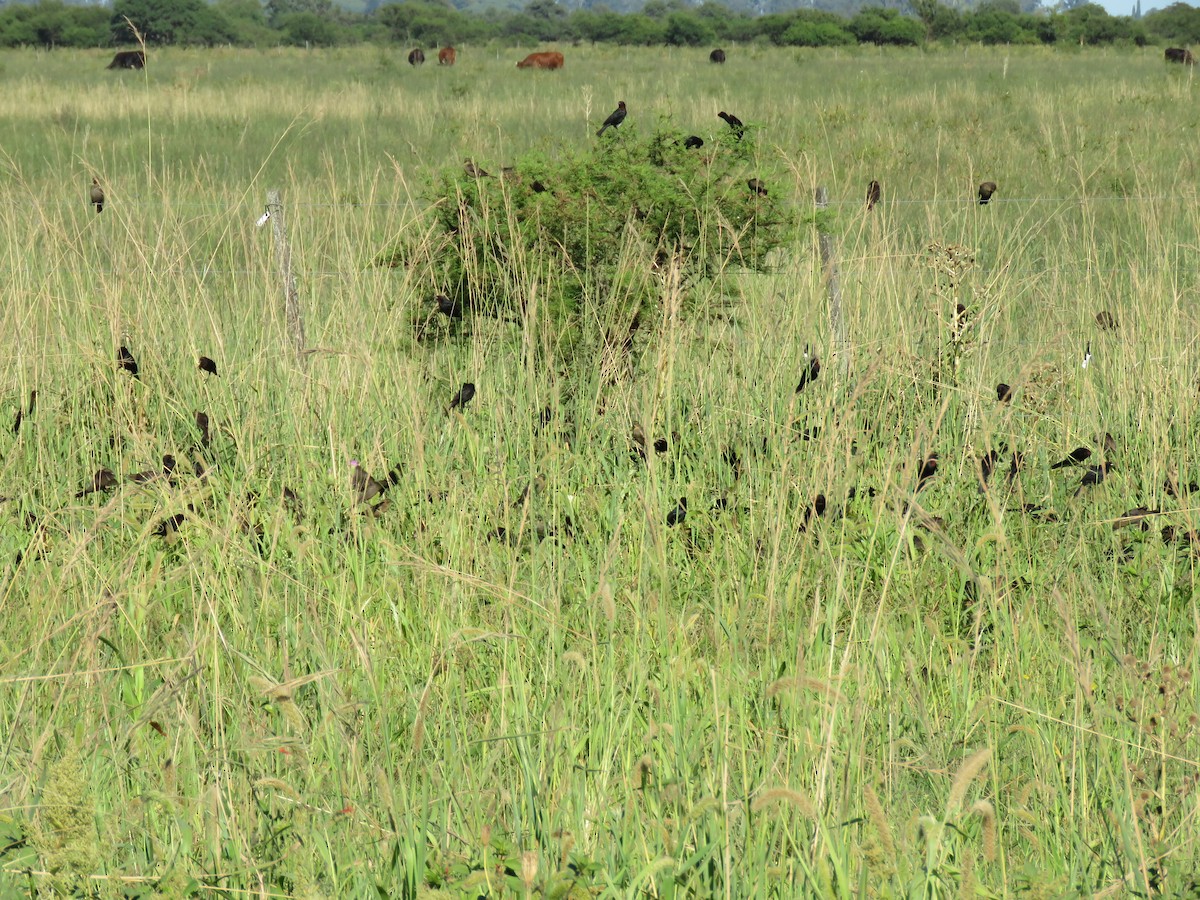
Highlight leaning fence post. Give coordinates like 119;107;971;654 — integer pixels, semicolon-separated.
266;190;306;367
814;186;847;371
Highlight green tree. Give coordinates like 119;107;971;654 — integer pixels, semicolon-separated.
112;0;237;45
1143;1;1200;44
663;11;715;44
848;7;925;44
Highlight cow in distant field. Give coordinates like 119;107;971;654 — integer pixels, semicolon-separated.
517;51;564;70
1165;47;1195;64
710;48;726;63
439;46;456;65
408;48;425;66
107;50;145;70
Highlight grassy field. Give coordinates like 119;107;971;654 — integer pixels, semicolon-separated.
1;42;1199;897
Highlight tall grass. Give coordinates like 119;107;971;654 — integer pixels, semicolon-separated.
1;43;1198;896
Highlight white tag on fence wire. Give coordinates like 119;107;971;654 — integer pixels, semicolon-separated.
255;210;271;228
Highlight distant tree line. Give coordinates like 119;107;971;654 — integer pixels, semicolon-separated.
6;0;1200;51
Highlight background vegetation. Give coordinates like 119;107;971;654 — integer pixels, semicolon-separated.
1;43;1199;896
9;0;1200;49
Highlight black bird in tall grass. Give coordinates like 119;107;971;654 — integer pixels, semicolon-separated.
1051;446;1092;469
195;411;211;448
977;181;997;204
978;449;1000;486
1074;462;1112;496
154;512;188;539
866;179;881;210
799;493;827;533
463;159;490;178
129;455;176;485
666;497;688;527
11;390;35;436
118;345;139;379
916;453;939;493
350;460;401;505
90;177;104;213
76;468;118;498
435;294;463;320
683;135;704;149
1095;310;1118;331
795;348;820;394
198;356;218;376
996;382;1012;403
596;101;627;136
748;178;768;197
718;110;745;140
448;382;476;412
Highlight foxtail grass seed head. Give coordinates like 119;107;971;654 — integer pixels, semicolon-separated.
971;800;997;862
946;748;992;819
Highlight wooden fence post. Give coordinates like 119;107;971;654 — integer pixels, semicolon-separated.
815;186;847;370
266;190;306;366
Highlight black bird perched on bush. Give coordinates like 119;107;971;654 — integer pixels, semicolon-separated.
683;135;704;149
76;468;118;498
449;382;476;412
90;177;104;213
198;356;217;376
118;345;139;379
463;159;490;179
866;179;881;210
718;110;745;140
666;497;688;527
435;293;463;319
977;181;998;204
748;178;768;197
596;101;627;136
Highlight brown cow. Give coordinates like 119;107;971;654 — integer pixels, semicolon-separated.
408;48;425;66
1165;47;1195;64
517;51;564;69
439;46;456;65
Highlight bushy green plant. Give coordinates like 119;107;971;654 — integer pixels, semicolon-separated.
382;121;786;329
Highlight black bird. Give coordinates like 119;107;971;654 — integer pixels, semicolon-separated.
654;436;669;453
198;356;217;376
866;179;881;210
718;110;744;140
1051;447;1092;469
953;303;969;335
596;101;627;136
195;411;211;448
118;345;139;379
666;497;688;527
537;405;553;432
916;453;939;493
76;468;118;498
1113;506;1161;531
795;349;820;394
11;390;35;436
799;493;827;533
449;382;476;412
683;135;704;149
129;455;176;485
351;460;401;505
979;449;1000;486
1074;462;1111;496
1007;451;1024;486
1095;310;1118;331
996;383;1012;403
1165;477;1200;498
723;445;742;481
748;178;768;197
531;179;548;193
435;294;463;319
978;181;997;204
154;512;188;539
90;177;104;213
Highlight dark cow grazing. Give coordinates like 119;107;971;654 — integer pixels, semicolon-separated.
107;50;145;70
408;48;425;66
439;46;456;65
1165;47;1195;64
517;51;564;70
710;48;726;63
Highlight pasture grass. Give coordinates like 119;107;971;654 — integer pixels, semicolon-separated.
1;42;1199;897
